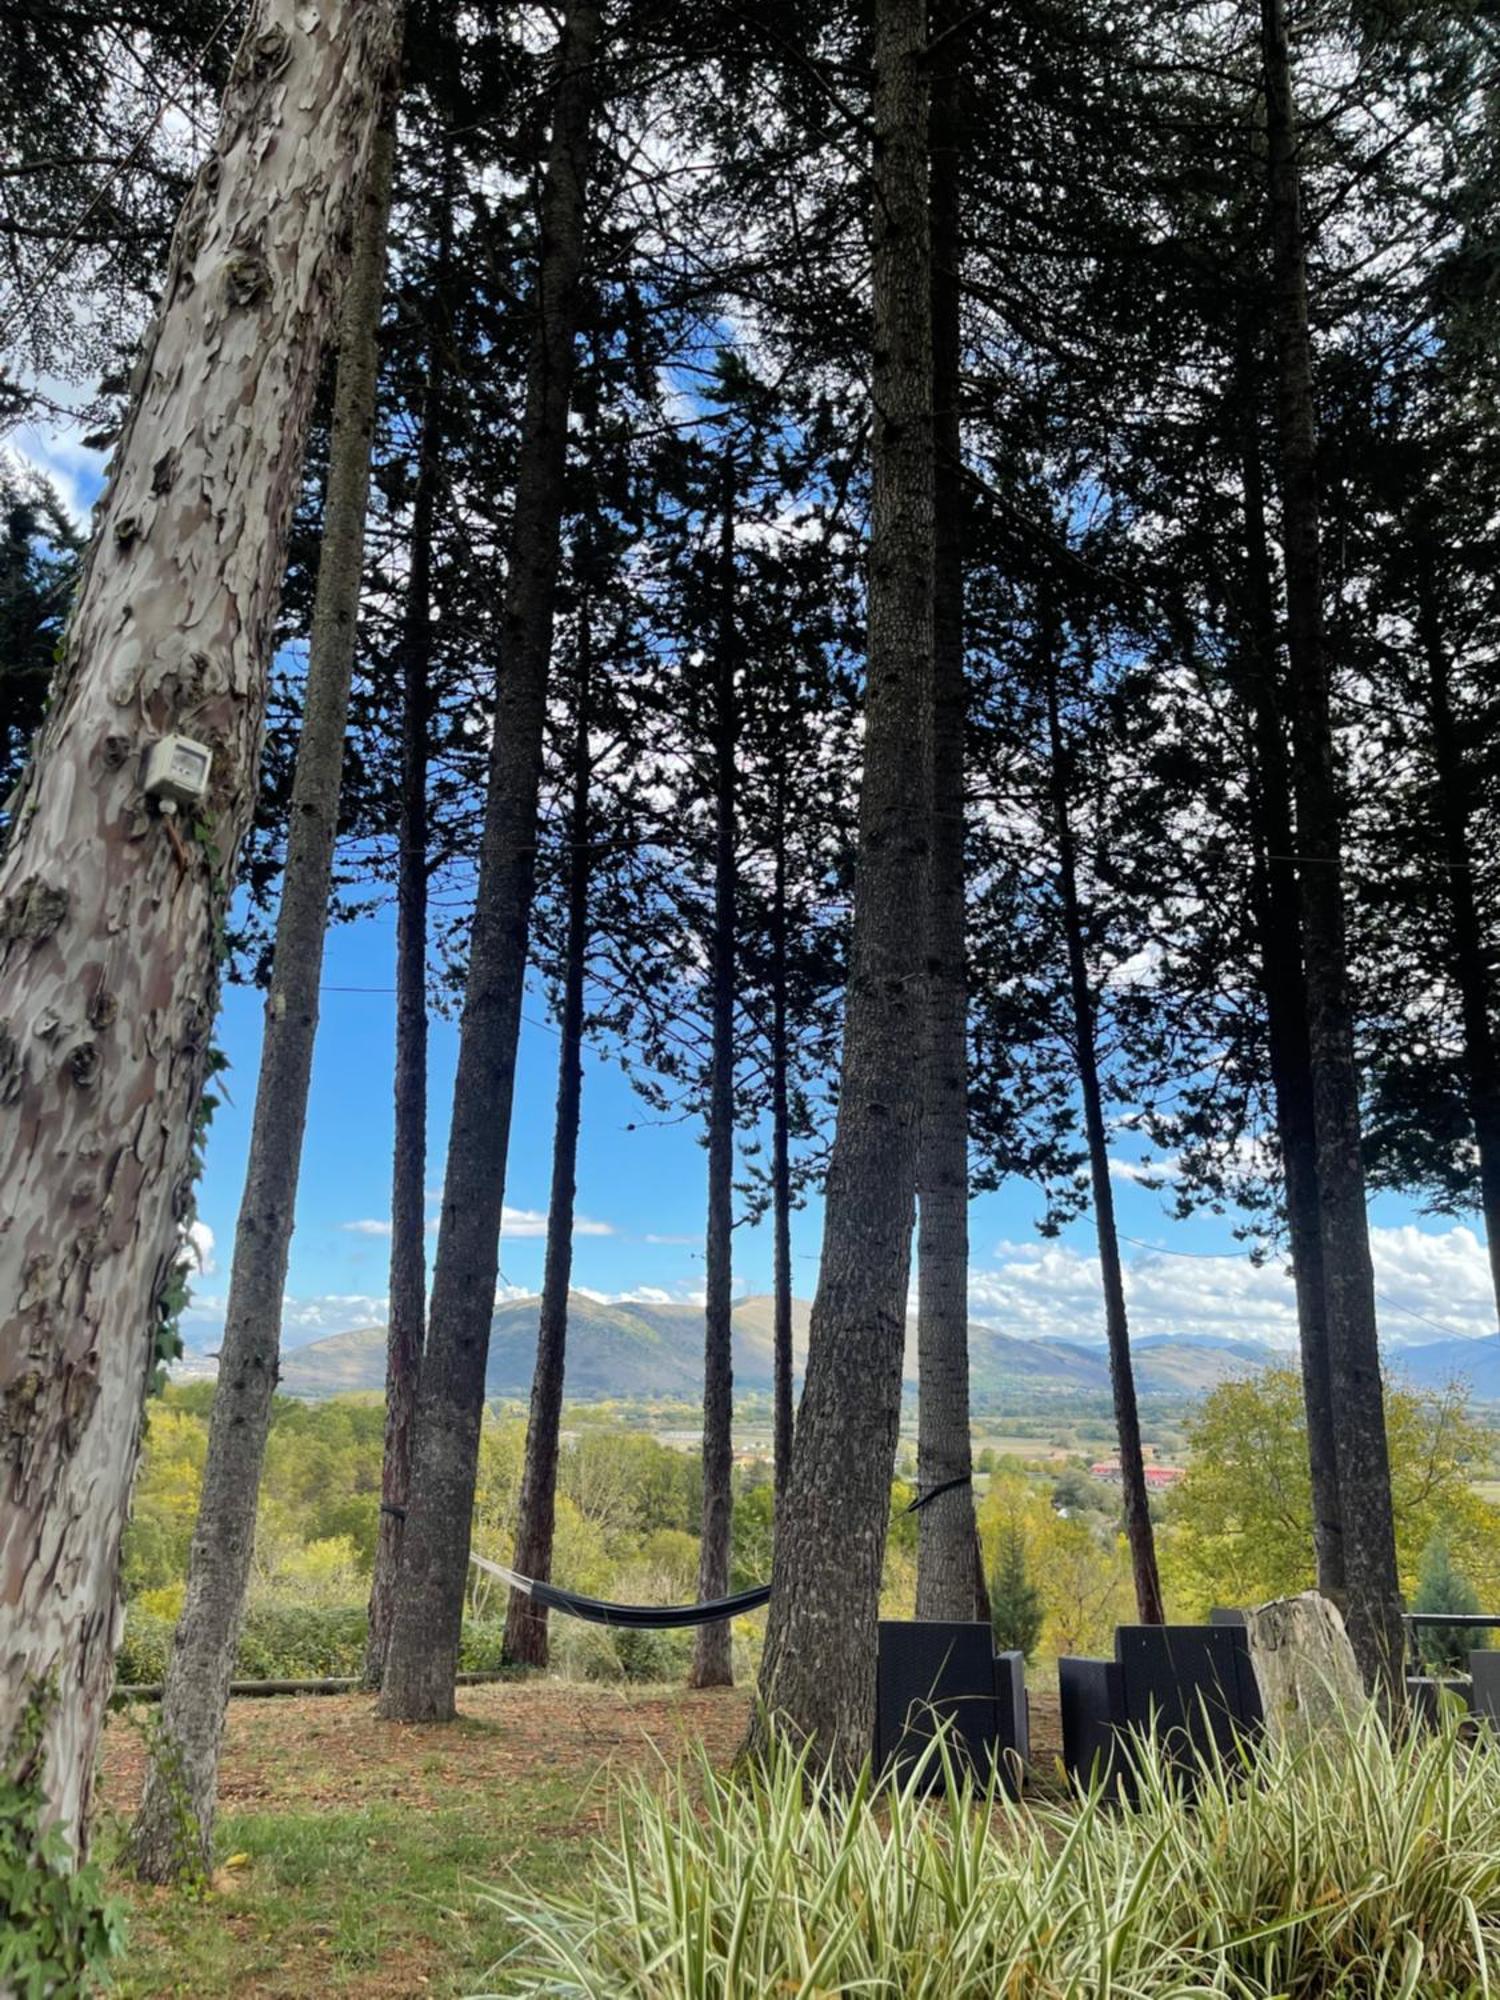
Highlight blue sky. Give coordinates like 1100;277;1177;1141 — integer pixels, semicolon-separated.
11;422;1496;1359
175;893;1500;1356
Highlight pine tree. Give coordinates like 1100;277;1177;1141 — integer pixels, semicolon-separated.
989;1521;1044;1662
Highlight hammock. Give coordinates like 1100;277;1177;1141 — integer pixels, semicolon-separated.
470;1472;972;1630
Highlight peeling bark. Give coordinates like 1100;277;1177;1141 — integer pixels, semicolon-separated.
130;114;398;1883
0;0;399;1860
378;0;604;1724
1259;0;1403;1695
744;0;932;1772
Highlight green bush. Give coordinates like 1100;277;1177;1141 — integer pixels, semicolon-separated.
493;1701;1500;1997
116;1604;517;1685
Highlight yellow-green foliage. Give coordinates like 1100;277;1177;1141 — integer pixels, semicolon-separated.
494;1703;1500;1998
1163;1366;1500;1617
977;1462;1133;1658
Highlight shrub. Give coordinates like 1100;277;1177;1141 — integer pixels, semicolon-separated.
490;1702;1500;1997
116;1604;516;1685
1413;1536;1484;1674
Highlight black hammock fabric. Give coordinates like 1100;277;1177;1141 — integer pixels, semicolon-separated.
469;1472;972;1630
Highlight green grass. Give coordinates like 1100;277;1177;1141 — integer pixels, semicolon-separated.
96;1772;589;1995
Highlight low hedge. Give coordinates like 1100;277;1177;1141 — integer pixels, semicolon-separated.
116;1603;515;1686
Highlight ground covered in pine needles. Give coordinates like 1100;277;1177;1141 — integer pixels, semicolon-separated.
96;1682;1070;1996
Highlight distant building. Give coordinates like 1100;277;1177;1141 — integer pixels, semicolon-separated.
1089;1460;1184;1489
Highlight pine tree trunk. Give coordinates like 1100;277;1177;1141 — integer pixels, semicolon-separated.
1414;554;1500;1331
503;623;592;1670
1238;419;1345;1601
130;115;397;1882
743;0;932;1771
769;758;795;1512
378;0;604;1723
1044;656;1164;1627
0;0;399;1863
916;16;979;1623
1259;0;1404;1694
691;454;739;1690
364;160;456;1689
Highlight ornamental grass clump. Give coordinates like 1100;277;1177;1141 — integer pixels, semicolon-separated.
485;1699;1500;1997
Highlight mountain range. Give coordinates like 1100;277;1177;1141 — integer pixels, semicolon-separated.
265;1292;1300;1403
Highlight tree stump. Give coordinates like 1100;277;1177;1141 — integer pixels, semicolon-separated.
1242;1592;1367;1746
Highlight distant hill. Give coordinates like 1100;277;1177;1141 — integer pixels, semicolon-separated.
273;1293;1280;1402
1388;1334;1500;1398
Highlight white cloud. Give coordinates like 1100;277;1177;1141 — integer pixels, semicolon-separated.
966;1224;1496;1351
344;1207;614;1241
186;1219;216;1273
1107;1156;1181;1186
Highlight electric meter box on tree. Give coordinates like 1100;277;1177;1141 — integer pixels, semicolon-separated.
142;735;213;813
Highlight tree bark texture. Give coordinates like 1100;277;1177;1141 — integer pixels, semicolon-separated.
1259;0;1404;1694
769;753;795;1512
916;15;980;1623
744;0;932;1773
503;624;592;1670
691;454;739;1690
378;0;604;1723
1413;555;1500;1333
1044;659;1165;1627
0;0;400;1861
365;155;457;1689
1238;423;1346;1602
130;115;397;1882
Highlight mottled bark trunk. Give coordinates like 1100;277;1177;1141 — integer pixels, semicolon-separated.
1238;420;1345;1601
744;0;932;1772
378;0;603;1723
1414;556;1500;1331
916;18;980;1624
691;454;738;1690
130;116;397;1883
503;627;592;1670
1260;0;1403;1694
0;0;399;1864
769;761;795;1513
364;158;456;1690
1044;660;1164;1627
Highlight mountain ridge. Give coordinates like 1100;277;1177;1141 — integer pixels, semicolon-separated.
260;1291;1287;1402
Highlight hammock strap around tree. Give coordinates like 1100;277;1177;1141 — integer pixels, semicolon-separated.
469;1472;972;1630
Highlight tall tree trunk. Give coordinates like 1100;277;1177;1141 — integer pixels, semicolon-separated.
916;9;981;1624
130;115;397;1883
0;0;399;1863
364;155;456;1689
1043;654;1165;1627
769;749;795;1512
1237;418;1345;1602
1259;0;1403;1693
378;0;604;1723
691;452;739;1690
503;614;592;1670
1414;553;1500;1330
744;0;932;1772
